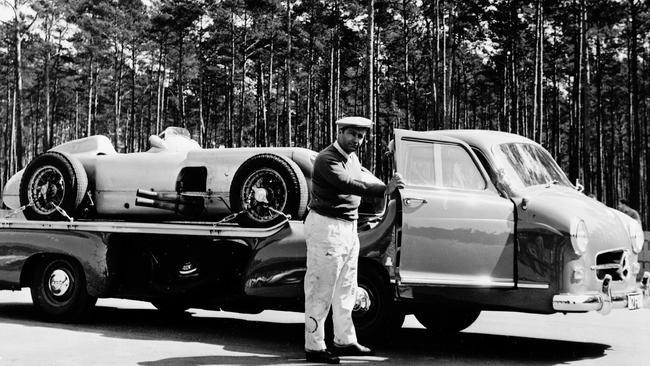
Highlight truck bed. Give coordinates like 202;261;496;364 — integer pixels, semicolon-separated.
0;215;289;238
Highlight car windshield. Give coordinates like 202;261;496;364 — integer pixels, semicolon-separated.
492;142;571;192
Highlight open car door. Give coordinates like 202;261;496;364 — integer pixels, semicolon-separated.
393;129;516;289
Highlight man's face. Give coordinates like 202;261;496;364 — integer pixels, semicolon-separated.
337;127;368;154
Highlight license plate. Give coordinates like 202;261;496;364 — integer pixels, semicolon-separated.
627;293;642;310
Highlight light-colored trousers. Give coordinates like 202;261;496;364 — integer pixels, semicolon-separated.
304;210;359;351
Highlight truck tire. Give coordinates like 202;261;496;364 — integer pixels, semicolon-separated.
414;306;481;334
230;154;308;227
353;266;405;342
30;257;97;321
19;151;88;221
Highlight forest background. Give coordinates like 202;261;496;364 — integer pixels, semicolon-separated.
0;0;649;227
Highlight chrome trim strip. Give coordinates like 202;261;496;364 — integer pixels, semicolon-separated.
399;278;515;288
518;283;549;289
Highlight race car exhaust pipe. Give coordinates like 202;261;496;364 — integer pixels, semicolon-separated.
135;190;205;217
136;189;201;204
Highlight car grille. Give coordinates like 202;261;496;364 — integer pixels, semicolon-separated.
593;250;630;281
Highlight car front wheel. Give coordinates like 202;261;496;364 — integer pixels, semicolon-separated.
31;257;97;321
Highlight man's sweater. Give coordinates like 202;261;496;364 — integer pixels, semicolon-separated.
308;143;386;221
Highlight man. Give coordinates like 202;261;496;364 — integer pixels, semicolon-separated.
618;199;642;227
304;116;404;364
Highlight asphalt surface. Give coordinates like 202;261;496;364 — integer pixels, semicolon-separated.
0;289;649;365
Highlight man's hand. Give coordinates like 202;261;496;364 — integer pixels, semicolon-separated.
386;172;405;195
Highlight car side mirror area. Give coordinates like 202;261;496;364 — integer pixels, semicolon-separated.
494;169;515;199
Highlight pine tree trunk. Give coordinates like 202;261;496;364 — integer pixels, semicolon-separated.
229;7;235;147
155;41;164;134
595;36;604;200
130;44;137;152
114;45;123;149
239;11;248;147
509;0;519;135
307;12;314;150
87;57;93;137
285;0;293;146
13;4;24;170
580;0;590;193
402;0;410;130
44;17;52;150
628;0;641;210
178;30;185;128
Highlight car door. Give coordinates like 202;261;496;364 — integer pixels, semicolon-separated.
393;129;516;288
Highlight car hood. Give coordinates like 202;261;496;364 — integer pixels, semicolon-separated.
517;185;631;252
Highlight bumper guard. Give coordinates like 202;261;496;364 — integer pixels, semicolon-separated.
552;271;650;315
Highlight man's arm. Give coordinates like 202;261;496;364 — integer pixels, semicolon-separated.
316;154;405;197
316;154;386;197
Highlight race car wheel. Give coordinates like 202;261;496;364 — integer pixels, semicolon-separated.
19;151;88;221
31;257;97;321
230;153;308;227
414;306;481;334
352;265;404;342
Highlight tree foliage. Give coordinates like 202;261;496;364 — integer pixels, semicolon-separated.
1;0;649;225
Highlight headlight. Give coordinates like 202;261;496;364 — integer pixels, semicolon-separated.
628;221;645;254
570;218;589;255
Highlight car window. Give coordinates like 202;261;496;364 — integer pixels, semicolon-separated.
403;142;436;186
439;144;486;190
401;140;486;190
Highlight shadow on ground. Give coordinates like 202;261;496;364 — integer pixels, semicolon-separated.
0;301;608;365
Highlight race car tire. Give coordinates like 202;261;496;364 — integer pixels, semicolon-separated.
230;153;308;227
414;306;481;334
19;151;88;221
31;257;97;322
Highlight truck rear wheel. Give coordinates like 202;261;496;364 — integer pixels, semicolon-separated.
30;257;97;321
19;151;88;221
352;266;404;342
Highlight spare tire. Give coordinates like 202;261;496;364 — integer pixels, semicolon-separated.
230;153;308;227
19;151;88;221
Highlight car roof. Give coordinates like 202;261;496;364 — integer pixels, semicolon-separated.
393;128;468;145
434;129;539;152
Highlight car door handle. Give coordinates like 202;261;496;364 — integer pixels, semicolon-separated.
403;197;428;207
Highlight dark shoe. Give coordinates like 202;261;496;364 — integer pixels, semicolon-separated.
333;343;374;356
305;349;340;364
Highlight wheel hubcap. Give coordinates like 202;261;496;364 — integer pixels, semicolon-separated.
242;169;287;221
29;166;66;215
354;286;371;313
48;269;71;297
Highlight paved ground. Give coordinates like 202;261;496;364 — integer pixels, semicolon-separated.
0;289;649;365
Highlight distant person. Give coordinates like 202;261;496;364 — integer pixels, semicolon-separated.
618;199;642;227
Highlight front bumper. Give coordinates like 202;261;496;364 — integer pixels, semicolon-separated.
552;272;650;315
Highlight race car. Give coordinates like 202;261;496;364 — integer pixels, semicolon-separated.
2;127;327;226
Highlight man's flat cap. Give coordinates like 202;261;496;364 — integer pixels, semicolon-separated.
335;116;373;129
